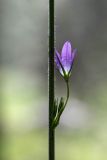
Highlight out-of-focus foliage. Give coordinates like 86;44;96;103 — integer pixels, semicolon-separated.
1;0;107;160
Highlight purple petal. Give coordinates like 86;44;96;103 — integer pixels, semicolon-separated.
71;48;77;61
61;59;71;74
55;50;65;76
55;50;61;68
68;48;77;73
61;41;72;60
62;48;77;74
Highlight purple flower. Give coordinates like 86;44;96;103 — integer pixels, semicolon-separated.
55;41;77;80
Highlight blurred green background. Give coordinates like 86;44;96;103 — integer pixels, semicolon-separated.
1;0;107;160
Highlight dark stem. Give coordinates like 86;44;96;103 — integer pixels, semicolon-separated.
49;0;55;160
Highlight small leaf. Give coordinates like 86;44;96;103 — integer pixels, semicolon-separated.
53;98;58;117
58;97;65;112
52;97;65;129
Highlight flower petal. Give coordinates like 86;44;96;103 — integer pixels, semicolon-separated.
68;48;77;74
71;48;77;61
55;50;66;76
61;59;71;74
61;41;72;60
55;50;61;68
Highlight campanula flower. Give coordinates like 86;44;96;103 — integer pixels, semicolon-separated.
55;41;77;80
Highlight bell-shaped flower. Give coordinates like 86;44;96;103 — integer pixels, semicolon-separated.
55;41;77;80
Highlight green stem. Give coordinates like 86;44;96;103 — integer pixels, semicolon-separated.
64;80;69;108
49;0;55;160
58;80;69;116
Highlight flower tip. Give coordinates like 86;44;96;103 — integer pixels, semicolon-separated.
63;41;73;52
64;41;71;45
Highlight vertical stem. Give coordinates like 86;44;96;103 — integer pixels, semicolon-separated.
49;0;55;160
